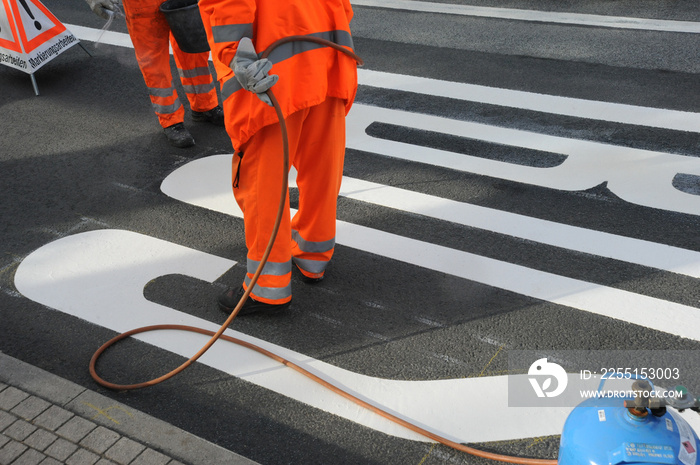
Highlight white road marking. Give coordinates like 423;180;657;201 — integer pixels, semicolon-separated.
66;26;700;134
347;104;700;216
13;229;574;443
351;0;700;34
67;24;134;48
340;176;700;279
163;154;700;280
357;69;700;133
161;154;700;340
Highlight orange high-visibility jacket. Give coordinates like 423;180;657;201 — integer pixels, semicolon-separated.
198;0;358;149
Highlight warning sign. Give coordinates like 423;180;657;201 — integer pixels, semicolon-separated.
0;0;79;73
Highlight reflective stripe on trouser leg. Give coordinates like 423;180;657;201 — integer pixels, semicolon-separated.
122;0;184;128
171;36;218;113
243;259;292;302
233;117;294;305
148;86;184;127
290;98;346;279
291;230;335;278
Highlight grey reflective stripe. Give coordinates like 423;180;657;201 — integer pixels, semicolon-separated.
221;29;353;102
292;229;335;253
148;86;175;98
244;276;292;300
212;23;253;44
247;258;291;276
293;257;327;274
221;77;242;101
152;100;182;115
178;66;211;79
265;30;354;65
182;82;216;95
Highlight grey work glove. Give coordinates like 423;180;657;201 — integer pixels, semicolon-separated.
233;37;278;106
85;0;118;20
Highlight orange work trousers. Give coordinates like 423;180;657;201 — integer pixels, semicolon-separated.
232;97;347;305
123;0;218;128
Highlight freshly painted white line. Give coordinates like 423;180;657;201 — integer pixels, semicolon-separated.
13;229;573;443
351;0;700;34
164;155;700;279
67;25;700;135
66;25;700;134
67;24;134;48
357;69;700;134
338;219;700;342
160;155;700;341
339;176;700;279
347;103;700;216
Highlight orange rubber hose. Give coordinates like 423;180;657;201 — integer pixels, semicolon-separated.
88;36;557;465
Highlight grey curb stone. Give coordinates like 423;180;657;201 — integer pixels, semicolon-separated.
0;387;28;411
104;437;145;464
11;396;51;421
39;457;63;465
131;448;171;465
0;412;16;431
33;406;74;432
79;427;120;454
15;447;46;465
0;440;28;463
24;428;58;451
0;352;259;465
56;417;97;443
4;419;37;442
65;447;100;465
68;389;258;465
45;437;79;462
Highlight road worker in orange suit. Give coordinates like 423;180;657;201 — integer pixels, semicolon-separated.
197;0;358;314
84;0;225;148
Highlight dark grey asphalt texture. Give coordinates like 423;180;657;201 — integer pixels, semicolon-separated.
1;1;699;464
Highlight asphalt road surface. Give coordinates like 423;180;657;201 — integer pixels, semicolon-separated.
2;0;699;464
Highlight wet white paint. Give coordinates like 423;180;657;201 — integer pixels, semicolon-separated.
347;104;700;216
163;154;700;280
160;154;700;340
339;176;700;279
13;229;573;443
66;24;134;48
351;0;700;34
357;69;700;133
65;25;700;134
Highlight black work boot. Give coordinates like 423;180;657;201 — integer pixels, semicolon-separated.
191;105;225;127
218;287;291;316
163;123;195;148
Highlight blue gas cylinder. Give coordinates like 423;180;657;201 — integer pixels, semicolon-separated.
558;396;699;465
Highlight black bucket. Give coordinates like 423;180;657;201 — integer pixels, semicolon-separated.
159;0;210;54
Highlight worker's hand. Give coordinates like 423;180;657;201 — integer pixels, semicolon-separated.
85;0;118;20
233;37;278;106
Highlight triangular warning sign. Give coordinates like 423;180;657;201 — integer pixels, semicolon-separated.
0;0;79;73
0;0;22;52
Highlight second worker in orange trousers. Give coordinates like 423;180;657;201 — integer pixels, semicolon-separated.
86;0;226;148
